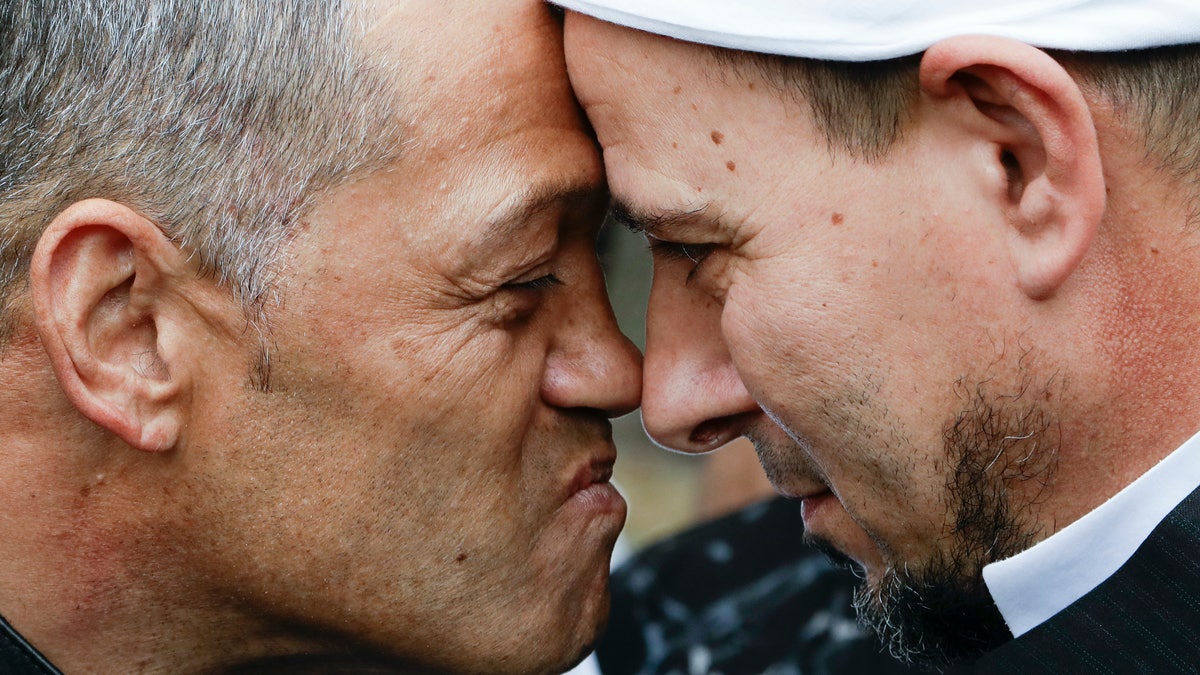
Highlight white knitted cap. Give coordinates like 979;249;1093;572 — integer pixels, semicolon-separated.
553;0;1200;60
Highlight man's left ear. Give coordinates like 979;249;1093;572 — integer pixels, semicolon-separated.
30;199;200;452
920;35;1106;300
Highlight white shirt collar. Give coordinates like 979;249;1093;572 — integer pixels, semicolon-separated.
982;428;1200;637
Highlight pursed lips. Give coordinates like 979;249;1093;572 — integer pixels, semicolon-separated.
566;454;616;500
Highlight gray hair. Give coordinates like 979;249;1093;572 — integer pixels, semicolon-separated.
0;0;403;346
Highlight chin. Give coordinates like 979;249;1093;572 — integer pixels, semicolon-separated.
851;557;1012;669
503;579;612;675
502;625;604;675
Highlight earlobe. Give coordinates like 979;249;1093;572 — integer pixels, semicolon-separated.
30;199;186;452
921;36;1106;300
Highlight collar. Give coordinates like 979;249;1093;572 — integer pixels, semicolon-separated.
982;427;1200;637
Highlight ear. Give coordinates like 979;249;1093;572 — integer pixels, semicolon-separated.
920;35;1106;300
30;199;189;452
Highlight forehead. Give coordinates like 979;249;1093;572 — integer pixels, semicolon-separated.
564;15;826;235
359;1;598;194
365;1;580;140
300;1;602;274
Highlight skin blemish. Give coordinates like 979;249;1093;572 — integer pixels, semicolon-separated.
710;131;724;145
672;142;678;149
832;212;845;225
691;103;698;111
726;160;736;172
455;552;468;563
672;85;682;94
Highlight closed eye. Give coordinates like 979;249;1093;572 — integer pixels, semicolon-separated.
647;237;714;283
505;274;563;292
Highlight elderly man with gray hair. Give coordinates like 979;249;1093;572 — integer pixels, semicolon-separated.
0;0;642;672
561;0;1200;671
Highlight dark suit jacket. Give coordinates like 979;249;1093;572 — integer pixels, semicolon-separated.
969;484;1200;673
0;614;60;675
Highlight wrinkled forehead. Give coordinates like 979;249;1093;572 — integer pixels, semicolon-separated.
360;0;576;131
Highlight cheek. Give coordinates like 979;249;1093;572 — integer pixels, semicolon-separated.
720;268;826;402
385;312;549;406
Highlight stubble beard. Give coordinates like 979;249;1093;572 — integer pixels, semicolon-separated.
775;374;1060;670
852;377;1059;669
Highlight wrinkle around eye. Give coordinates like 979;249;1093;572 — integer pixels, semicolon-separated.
488;279;560;327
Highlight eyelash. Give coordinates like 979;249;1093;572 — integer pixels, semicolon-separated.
648;238;714;281
506;274;563;291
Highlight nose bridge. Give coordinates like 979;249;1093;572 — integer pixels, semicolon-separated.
543;263;642;417
642;265;758;453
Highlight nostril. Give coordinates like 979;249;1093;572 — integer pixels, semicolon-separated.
689;419;727;447
688;413;750;450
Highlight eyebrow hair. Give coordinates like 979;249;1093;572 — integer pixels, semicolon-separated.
480;177;603;246
609;199;711;236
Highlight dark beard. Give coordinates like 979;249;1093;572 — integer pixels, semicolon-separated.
852;553;1011;670
825;376;1059;670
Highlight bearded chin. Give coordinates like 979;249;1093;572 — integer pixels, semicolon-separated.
830;374;1059;669
852;556;1012;669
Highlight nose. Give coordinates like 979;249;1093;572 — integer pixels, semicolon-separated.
641;258;759;453
541;259;642;418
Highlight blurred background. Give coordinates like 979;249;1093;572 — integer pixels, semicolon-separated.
599;219;774;552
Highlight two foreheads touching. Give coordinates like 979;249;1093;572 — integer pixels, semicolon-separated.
3;3;1198;364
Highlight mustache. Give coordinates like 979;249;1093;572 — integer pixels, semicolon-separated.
746;429;828;489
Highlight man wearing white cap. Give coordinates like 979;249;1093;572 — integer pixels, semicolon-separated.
560;0;1200;670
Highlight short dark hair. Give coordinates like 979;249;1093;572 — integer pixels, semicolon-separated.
713;49;921;161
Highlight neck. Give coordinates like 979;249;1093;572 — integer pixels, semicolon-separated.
1026;161;1200;541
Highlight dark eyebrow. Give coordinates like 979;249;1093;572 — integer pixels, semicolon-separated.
609;199;710;236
